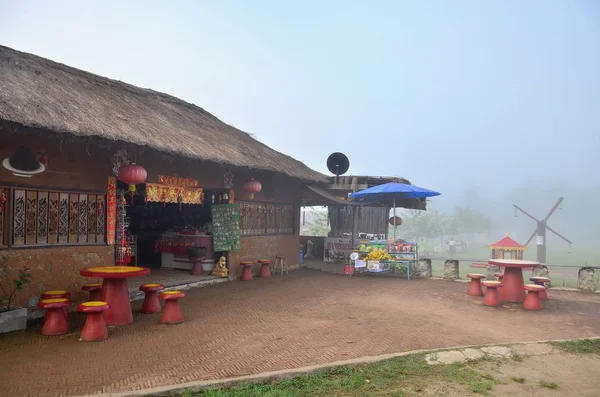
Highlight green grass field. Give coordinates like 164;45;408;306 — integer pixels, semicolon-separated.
174;340;600;396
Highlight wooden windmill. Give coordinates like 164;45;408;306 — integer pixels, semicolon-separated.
513;197;572;263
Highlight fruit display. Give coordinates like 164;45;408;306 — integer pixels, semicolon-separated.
364;249;392;262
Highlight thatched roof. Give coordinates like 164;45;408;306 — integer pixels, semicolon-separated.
0;45;327;182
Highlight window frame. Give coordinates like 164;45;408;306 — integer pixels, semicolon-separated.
3;184;108;249
238;200;295;237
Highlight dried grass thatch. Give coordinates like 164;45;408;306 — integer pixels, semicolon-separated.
0;45;326;182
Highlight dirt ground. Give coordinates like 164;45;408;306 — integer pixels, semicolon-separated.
1;268;599;397
483;353;600;396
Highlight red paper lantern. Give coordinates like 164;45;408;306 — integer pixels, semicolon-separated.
389;216;403;226
118;163;147;204
243;178;262;200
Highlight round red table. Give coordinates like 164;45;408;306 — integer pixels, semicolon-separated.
80;266;151;326
488;259;539;303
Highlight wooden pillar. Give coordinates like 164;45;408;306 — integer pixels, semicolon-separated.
351;206;358;248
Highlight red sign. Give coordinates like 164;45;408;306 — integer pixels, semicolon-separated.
106;176;117;245
158;175;199;188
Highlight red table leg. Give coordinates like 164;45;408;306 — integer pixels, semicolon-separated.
259;263;272;278
81;311;109;341
240;265;254;281
42;308;70;336
101;278;133;326
499;267;526;302
161;300;184;324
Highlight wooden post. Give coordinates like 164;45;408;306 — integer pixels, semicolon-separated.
351;205;358;248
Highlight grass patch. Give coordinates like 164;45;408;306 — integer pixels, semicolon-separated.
511;354;524;362
510;376;526;384
551;339;600;354
539;380;559;389
177;353;499;396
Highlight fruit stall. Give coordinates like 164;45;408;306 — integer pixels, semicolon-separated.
351;240;418;279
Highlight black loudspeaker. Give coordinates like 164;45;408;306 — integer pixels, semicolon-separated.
326;152;349;180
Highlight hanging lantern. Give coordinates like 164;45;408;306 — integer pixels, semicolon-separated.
389;216;403;226
243;178;262;200
118;163;147;204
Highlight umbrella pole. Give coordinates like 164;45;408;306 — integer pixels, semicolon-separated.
393;198;396;242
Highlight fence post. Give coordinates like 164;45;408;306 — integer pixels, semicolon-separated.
414;258;432;278
532;265;551;287
578;267;596;292
444;260;459;280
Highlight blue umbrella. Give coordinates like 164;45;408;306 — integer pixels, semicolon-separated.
350;182;441;240
350;182;440;201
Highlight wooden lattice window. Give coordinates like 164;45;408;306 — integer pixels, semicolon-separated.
238;201;294;236
11;188;106;247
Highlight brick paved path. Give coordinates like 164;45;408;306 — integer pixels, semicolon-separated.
1;268;599;397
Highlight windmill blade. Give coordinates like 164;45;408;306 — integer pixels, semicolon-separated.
513;204;540;222
524;229;537;246
543;197;564;222
547;225;572;244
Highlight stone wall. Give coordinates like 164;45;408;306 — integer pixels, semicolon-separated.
444;260;459;280
2;245;114;309
578;268;596;292
414;258;432;278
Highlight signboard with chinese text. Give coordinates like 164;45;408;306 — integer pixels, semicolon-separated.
324;237;353;263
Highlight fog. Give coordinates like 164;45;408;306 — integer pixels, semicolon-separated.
1;1;599;255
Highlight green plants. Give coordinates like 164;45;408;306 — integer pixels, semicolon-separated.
187;246;206;260
0;256;32;333
510;377;526;384
539;380;559;389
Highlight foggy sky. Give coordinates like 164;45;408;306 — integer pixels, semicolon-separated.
1;1;599;206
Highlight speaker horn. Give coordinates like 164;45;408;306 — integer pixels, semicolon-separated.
326;152;349;184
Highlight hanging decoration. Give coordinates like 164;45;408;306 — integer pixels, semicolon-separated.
223;169;234;189
106;176;117;245
118;163;148;204
145;183;203;205
177;192;183;211
158;175;199;188
243;178;262;200
0;188;5;213
388;216;403;226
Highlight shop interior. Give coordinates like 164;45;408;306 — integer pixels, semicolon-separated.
118;181;229;269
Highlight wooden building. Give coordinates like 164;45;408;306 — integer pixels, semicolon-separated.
0;45;326;307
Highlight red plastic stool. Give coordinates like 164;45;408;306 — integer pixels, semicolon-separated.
482;281;503;307
77;301;110;342
493;273;504;282
466;274;486;296
38;298;71;336
41;290;71;322
258;259;272;278
159;291;185;324
140;283;165;314
529;277;550;301
240;261;255;281
82;283;103;301
523;284;545;310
